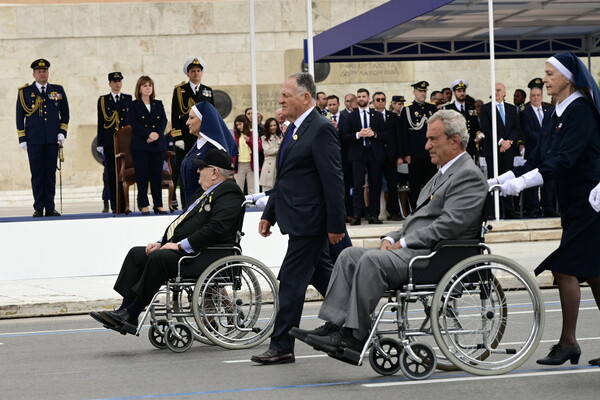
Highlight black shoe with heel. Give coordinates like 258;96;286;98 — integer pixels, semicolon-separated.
536;344;581;365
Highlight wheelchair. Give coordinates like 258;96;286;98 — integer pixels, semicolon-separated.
326;186;545;379
129;201;279;353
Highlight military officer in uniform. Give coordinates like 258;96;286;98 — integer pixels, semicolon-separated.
97;72;132;213
171;57;215;209
16;59;70;217
399;81;438;209
443;79;481;158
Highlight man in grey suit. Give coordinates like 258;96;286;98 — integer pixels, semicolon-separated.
291;109;488;353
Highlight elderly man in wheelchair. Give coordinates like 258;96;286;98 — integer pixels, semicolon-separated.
90;149;245;336
292;109;544;378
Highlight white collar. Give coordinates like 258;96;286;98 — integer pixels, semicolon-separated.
494;101;505;107
440;151;466;174
196;136;208;149
555;90;584;117
35;82;47;91
290;106;315;130
198;133;225;151
454;100;465;109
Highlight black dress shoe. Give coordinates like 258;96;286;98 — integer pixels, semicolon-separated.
388;214;403;221
589;357;600;366
154;208;168;215
250;349;295;365
350;217;361;226
102;309;139;335
102;201;109;213
141;211;151;215
368;217;383;224
544;210;560;218
537;344;581;365
33;210;44;217
45;209;61;217
289;322;340;342
527;208;542;218
305;330;366;353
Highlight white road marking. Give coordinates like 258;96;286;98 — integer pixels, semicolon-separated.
362;367;600;387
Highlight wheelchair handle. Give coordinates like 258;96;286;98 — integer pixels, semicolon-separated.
488;184;502;193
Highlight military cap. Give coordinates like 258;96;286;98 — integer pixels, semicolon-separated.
108;72;124;81
451;79;469;91
31;59;50;70
528;78;544;89
183;57;206;74
411;81;429;90
391;95;405;102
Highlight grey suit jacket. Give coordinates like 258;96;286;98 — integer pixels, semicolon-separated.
387;152;487;262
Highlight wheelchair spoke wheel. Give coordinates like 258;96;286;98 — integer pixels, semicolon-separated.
148;319;168;349
165;323;194;353
399;342;437;380
431;255;544;376
193;256;279;349
369;338;402;376
173;286;213;345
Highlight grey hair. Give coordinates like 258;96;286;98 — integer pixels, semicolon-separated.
217;167;235;179
287;72;316;100
428;109;469;149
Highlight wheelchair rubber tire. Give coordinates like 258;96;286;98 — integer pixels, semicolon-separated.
165;323;194;353
148;319;168;350
172;286;214;346
369;338;402;376
399;342;437;380
431;254;544;376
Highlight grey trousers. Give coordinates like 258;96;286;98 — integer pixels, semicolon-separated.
318;246;411;340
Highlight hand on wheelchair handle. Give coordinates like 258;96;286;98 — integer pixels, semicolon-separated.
500;178;526;197
255;196;269;210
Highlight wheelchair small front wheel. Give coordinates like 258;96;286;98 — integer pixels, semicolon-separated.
148;319;168;350
165;323;194;353
369;338;402;376
399;342;437;380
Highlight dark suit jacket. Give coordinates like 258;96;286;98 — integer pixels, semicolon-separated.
341;108;387;161
381;109;402;162
160;179;244;250
129;99;168;152
519;104;554;159
262;107;345;236
479;101;520;158
96;93;132;147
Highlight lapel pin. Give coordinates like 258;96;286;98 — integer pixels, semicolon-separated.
292;134;298;140
204;204;211;212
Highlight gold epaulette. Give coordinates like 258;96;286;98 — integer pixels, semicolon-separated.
172;129;182;137
174;81;186;88
19;83;29;90
427;101;437;106
405;102;413;107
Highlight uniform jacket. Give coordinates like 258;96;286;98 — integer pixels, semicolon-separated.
129;99;168;153
171;82;214;149
443;102;481;156
519;103;554;159
96;93;132;147
381;109;402;162
16;82;69;145
160;179;245;250
262;107;345;236
341;107;387;161
399;101;437;158
479;101;520;158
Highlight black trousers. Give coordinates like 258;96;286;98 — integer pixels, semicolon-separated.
131;150;165;209
269;235;332;353
113;246;183;305
383;159;400;216
342;159;354;217
407;157;437;209
351;151;384;219
27;143;58;211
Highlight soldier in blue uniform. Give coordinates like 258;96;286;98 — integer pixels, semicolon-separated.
171;57;215;208
443;79;481;158
16;59;70;217
399;81;438;209
97;72;132;213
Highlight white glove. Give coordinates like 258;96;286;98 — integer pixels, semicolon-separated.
96;146;104;155
500;177;526;196
488;171;516;187
521;168;544;187
57;133;66;145
246;192;266;202
255;196;269;210
589;182;600;212
20;142;27;151
175;140;185;150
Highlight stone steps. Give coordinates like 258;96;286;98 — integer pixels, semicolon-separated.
348;218;562;248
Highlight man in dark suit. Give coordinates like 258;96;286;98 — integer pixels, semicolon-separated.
479;82;521;218
171;57;215;208
97;72;132;213
328;95;353;221
290;109;488;353
90;149;244;335
519;80;556;217
250;72;345;365
342;88;387;225
399;81;438;210
443;79;481;158
16;59;70;217
372;91;403;220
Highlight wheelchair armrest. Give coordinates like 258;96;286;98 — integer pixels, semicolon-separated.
433;239;480;251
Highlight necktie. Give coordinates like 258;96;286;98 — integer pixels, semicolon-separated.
277;123;296;167
332;115;337;122
195;85;199;95
497;103;506;125
381;111;386;122
460;104;464;113
536;107;544;126
41;86;46;96
166;192;208;240
362;110;371;148
115;94;120;103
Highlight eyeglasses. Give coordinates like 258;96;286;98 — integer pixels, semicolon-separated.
374;98;386;102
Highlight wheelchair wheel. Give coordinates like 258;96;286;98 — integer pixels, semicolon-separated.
172;286;213;345
165;323;194;353
148;319;168;349
192;255;279;349
369;338;402;376
431;254;544;376
399;342;437;380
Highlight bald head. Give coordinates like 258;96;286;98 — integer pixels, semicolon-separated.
495;83;506;103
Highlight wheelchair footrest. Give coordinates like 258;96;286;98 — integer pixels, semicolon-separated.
327;347;362;366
